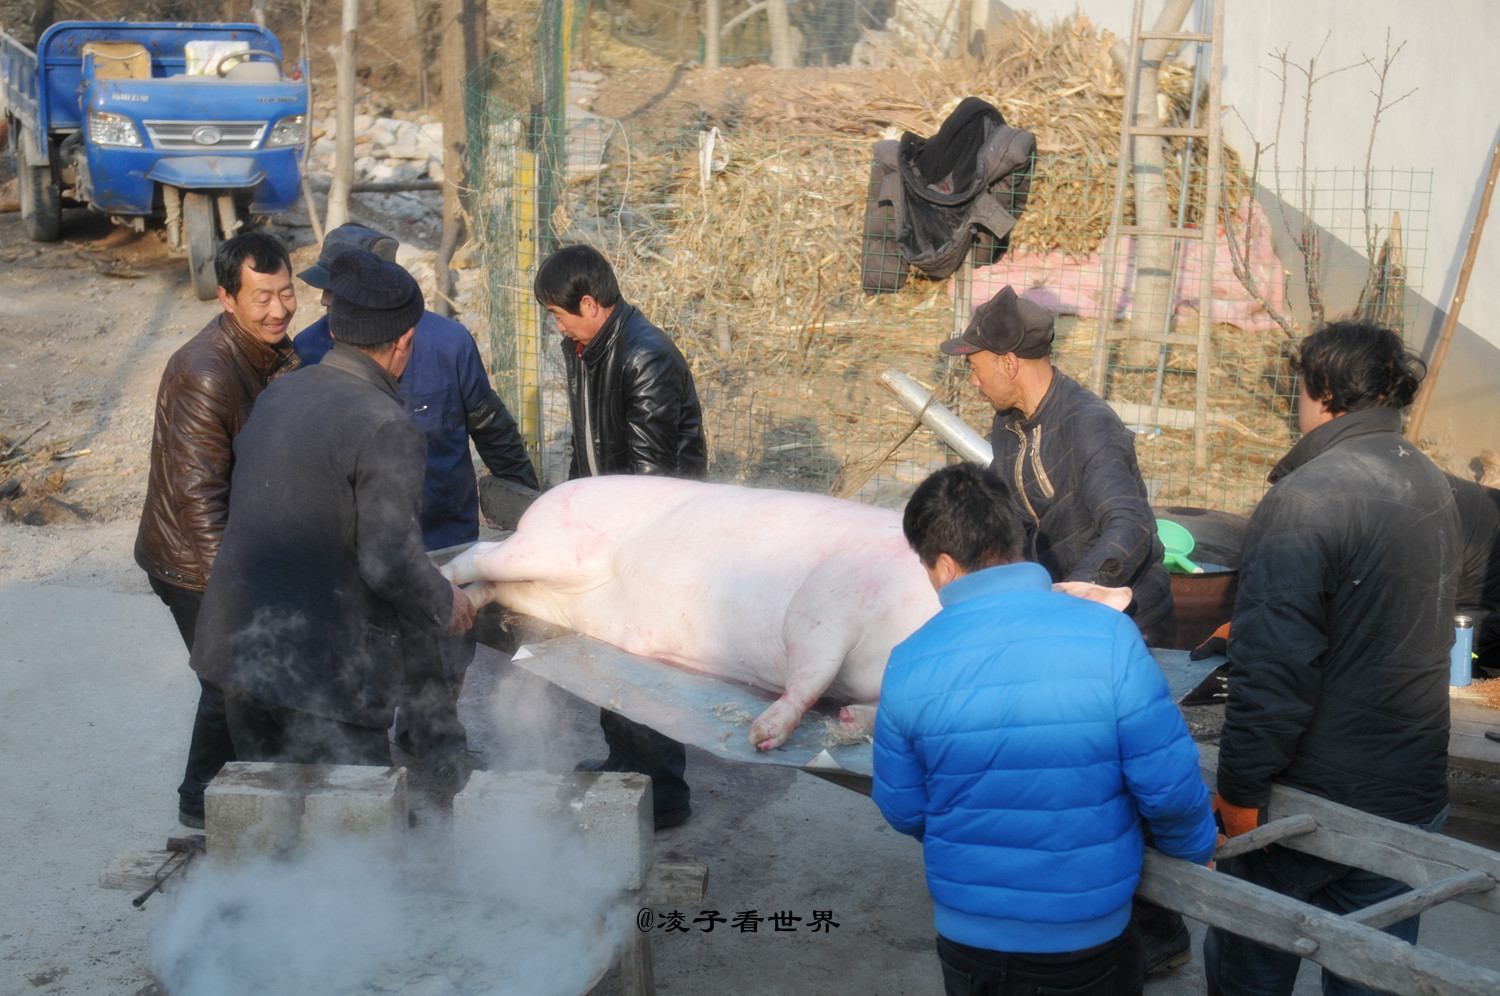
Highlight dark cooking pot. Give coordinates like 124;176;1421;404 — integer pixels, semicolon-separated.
1152;506;1249;651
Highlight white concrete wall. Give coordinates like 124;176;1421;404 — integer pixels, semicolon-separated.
993;0;1500;466
1003;0;1499;348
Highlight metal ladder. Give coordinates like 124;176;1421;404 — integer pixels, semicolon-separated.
1088;0;1225;468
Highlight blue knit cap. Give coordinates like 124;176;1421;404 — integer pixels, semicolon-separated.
327;249;424;346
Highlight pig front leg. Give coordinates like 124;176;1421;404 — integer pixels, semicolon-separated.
441;543;485;586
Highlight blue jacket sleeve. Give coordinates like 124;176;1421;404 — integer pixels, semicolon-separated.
871;660;928;840
1113;616;1217;864
453;327;539;489
292;317;333;366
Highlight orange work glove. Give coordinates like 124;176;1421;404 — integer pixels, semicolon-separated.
1213;795;1264;839
1190;621;1232;660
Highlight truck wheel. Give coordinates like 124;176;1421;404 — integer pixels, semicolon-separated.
183;192;222;301
16;127;62;242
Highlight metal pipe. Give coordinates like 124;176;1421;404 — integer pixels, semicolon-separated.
878;368;993;464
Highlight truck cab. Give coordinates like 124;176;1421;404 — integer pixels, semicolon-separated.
2;21;308;298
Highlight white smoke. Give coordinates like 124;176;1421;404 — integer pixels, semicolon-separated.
152;784;627;995
151;840;403;994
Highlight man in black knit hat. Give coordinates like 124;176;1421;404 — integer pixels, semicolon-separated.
192;249;475;766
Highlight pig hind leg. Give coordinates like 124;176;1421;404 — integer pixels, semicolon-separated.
837;703;877;736
748;608;855;750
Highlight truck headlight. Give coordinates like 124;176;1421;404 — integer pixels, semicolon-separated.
88;109;142;148
265;114;306;148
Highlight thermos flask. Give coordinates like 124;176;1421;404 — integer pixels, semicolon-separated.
1452;615;1474;687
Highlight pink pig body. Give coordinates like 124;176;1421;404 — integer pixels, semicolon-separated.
442;475;941;749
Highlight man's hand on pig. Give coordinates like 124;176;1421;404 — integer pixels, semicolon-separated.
1052;581;1133;612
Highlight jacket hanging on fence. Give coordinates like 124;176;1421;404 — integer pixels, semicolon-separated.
862;97;1036;293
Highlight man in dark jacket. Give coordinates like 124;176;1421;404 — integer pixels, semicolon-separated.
135;231;300;829
192;249;474;766
1206;322;1459;996
941;286;1172;643
1450;473;1500;675
294;224;538;785
533;243;706;830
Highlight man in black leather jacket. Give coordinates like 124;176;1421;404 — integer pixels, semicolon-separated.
534;244;706;830
1205;322;1460;996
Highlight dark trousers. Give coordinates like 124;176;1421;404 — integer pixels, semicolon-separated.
149;576;235;819
600;708;690;813
395;630;474;762
1204;808;1447;996
935;925;1144;996
222;685;393;767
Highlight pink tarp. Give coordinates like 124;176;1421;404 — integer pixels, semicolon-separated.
966;197;1287;334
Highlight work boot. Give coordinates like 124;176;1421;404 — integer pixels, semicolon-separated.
574;757;622;773
654;803;692;831
178;808;206;830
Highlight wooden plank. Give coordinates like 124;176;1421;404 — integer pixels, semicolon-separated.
1136;30;1213;42
99;850;173;892
617;911;656;996
1213;813;1316;861
1125;126;1211;139
1344;870;1495;930
1115;223;1206;240
1199;744;1500;917
1110;400;1199;431
642;862;708;906
1137;851;1500;996
1264;785;1500;918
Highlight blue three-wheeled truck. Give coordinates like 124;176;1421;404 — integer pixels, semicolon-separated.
1;21;308;298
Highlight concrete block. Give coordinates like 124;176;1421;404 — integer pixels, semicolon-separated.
571;772;653;891
205;762;407;864
453;770;652;890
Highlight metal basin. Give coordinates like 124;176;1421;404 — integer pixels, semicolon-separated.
1152;506;1249;651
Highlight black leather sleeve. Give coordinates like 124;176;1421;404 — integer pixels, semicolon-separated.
467;389;539;489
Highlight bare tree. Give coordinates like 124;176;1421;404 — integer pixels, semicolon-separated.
28;0;56;47
767;0;796;68
1223;36;1411;337
1360;30;1415;258
434;0;485;317
325;0;360;233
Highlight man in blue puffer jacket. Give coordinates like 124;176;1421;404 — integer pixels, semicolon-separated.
874;463;1216;995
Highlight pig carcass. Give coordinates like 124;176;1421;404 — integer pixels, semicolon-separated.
442;476;942;751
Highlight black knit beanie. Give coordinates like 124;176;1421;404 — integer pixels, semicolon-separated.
327;249;424;346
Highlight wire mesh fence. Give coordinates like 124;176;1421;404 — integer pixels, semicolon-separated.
584;0;894;69
466;5;1431;516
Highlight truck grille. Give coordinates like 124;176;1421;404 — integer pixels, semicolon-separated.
142;120;267;151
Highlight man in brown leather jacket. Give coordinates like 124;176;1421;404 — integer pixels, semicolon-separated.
534;243;706;830
134;231;299;829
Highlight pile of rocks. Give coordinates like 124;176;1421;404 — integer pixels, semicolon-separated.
301;109;490;319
